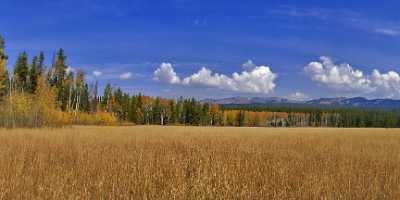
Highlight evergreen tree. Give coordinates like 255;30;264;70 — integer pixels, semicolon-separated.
102;84;113;112
38;51;45;74
113;88;123;118
89;81;98;112
80;83;90;112
121;93;130;121
168;100;177;125
13;52;29;92
28;56;40;93
0;36;9;99
52;49;67;88
237;110;245;127
129;96;138;123
152;97;162;125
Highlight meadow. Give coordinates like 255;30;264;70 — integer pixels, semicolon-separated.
0;126;399;199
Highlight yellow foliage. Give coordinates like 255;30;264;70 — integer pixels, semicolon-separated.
0;76;117;128
73;112;117;126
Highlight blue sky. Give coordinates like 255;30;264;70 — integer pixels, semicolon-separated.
2;0;400;99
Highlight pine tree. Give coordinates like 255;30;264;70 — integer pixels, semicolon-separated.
53;49;67;88
152;97;162;125
102;84;113;112
128;96;138;123
38;51;45;74
0;36;9;99
28;56;39;93
113;88;123;118
236;110;245;127
121;93;130;121
80;83;90;112
168;100;177;124
89;81;98;112
13;52;29;93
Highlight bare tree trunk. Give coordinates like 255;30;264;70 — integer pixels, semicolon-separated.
67;85;72;112
75;88;80;116
160;111;164;126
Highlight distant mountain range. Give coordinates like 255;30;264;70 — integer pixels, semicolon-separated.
201;97;293;105
201;97;400;110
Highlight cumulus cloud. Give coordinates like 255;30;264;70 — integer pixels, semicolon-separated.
304;56;400;98
242;59;256;70
119;72;133;80
92;70;103;77
153;63;181;84
153;62;277;94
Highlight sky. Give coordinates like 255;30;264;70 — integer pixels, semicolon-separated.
2;0;400;99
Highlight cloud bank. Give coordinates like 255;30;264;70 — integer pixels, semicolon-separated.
153;62;277;94
304;56;400;98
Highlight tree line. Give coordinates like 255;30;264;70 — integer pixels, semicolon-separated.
222;105;400;128
1;35;399;128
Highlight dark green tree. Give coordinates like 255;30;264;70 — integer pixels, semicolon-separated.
52;49;67;88
28;56;40;93
0;36;9;98
80;83;90;112
38;51;45;74
13;52;29;92
102;83;113;112
236;110;245;127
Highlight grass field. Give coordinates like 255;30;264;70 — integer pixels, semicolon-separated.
0;126;399;199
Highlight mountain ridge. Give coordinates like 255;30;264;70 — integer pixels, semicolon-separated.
201;97;400;109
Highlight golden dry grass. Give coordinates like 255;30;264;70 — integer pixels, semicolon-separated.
0;126;399;199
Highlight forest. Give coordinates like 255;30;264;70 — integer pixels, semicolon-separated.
1;35;399;128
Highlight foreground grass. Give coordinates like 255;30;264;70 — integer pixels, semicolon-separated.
0;126;399;199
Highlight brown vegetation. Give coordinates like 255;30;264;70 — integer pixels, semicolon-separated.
0;126;399;199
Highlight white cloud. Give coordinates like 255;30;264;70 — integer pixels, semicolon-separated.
304;56;371;92
92;70;103;77
288;92;309;101
119;72;133;80
304;56;400;98
242;59;256;70
153;62;277;94
153;63;181;84
370;70;400;98
182;67;236;90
